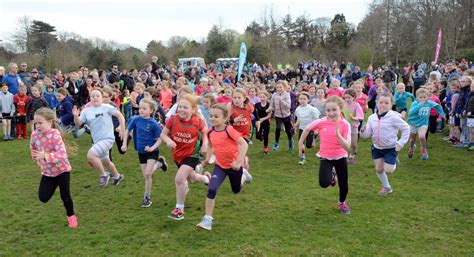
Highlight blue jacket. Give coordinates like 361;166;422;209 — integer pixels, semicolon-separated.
44;92;58;109
394;92;415;111
455;85;470;115
58;96;74;126
2;73;21;95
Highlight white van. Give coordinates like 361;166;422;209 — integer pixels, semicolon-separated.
178;57;205;71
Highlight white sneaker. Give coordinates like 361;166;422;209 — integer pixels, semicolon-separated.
243;169;252;184
196;216;213;231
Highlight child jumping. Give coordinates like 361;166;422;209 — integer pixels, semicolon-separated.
30;107;78;228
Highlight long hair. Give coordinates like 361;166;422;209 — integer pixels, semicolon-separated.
34;107;76;155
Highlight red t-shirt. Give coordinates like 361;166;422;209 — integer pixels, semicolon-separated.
14;94;29;116
165;114;206;164
216;96;232;104
230;103;254;140
209;126;241;169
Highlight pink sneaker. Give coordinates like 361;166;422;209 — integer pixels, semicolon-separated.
68;215;78;228
338;202;350;214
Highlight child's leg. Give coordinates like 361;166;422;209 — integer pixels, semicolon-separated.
374;158;391;189
417;127;428;150
351;132;358;155
283;118;293;141
263;123;270;147
101;158;120;177
319;159;335;188
175;165;193;208
141;159;157;197
274;118;282;143
38;175;58;204
57;172;75;216
188;169;210;184
16;120;22;138
87;140;114;177
2;119;8;137
205;166;228;217
249;119;256;142
333;158;349;203
305;131;314;149
6;120;11;137
22;121;27;137
114;130;126;155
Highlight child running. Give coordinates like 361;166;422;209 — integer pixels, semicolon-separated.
361;93;410;195
121;99;166;208
294;92;320;165
298;96;352;214
30;108;78;228
230;88;254;169
196;103;252;231
394;83;415;119
406;88;445;160
73;88;126;187
255;91;272;154
343;88;364;164
160;94;211;220
269;80;293;151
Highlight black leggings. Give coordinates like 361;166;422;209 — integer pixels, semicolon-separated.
109;130;128;161
38;172;75;216
275;116;293;144
256;122;270;147
319;158;349;203
207;165;243;199
298;129;314;149
426;115;438;142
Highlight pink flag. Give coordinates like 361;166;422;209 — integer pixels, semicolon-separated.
434;29;442;63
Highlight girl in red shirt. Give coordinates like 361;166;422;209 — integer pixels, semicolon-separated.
161;94;211;221
230;88;254;170
196;103;252;231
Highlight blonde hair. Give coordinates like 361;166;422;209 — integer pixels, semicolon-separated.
140;98;157;114
416;88;428;98
201;93;216;105
326;95;344;110
34;108;76;155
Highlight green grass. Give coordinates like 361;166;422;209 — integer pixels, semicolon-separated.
1;129;473;256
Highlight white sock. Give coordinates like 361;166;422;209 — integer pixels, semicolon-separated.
176;203;184;211
204;215;213;220
376;171;391;189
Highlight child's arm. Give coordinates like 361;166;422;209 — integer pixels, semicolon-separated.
112;110;126;140
232;137;249;170
160;127;176;149
31;130;68;163
336;121;351;152
199;120;208;155
121;129;130;152
396;117;410;151
360;116;373;138
431;102;445;118
72;106;83;127
203;142;213;166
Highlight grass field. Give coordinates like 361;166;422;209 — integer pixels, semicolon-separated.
1;128;473;256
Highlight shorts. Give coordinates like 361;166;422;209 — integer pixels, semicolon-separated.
175;157;200;169
1;113;12;120
449;116;456;125
467;118;474;128
371;145;398;165
138;151;159;164
351;126;359;135
410;125;428;134
89;139;114;160
16;116;27;124
454;116;461;126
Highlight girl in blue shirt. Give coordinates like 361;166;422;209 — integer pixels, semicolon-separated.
122;98;166;208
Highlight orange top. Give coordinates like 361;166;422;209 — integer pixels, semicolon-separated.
165;114;206;164
160;89;173;111
209;126;241;169
230;103;254;140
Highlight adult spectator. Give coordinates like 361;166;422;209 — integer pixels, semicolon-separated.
63;72;80;106
18;62;31;86
2;63;23;95
0;66;4;81
29;68;40;90
120;69;136;91
108;64;120;84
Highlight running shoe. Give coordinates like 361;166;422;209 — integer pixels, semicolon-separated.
99;175;110;187
111;174;124;186
421;149;429;160
67;215;78;228
196;216;213;231
272;143;279;151
298;157;306;165
158;156;168;171
141;197;152;208
243;169;252;183
168;208;184;221
338;202;351;214
289;140;294;151
378;187;393;196
263;147;269;154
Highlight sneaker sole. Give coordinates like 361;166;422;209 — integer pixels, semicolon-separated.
168;214;184;221
196;224;212;231
141;202;153;208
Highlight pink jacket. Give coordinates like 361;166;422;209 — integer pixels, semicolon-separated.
30;129;71;177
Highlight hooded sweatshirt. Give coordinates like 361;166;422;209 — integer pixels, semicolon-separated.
361;110;410;149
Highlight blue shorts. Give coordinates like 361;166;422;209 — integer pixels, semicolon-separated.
371;145;398;165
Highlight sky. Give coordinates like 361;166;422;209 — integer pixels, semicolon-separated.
0;0;369;50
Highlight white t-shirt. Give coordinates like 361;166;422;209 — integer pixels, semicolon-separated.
295;104;321;130
79;104;117;142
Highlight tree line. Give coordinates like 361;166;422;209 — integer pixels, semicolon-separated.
1;0;472;73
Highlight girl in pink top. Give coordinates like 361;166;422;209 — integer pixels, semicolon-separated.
160;81;174;111
30;108;78;228
425;83;442;142
298;96;352;214
216;86;233;104
353;81;368;113
343;88;364;164
326;79;344;98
